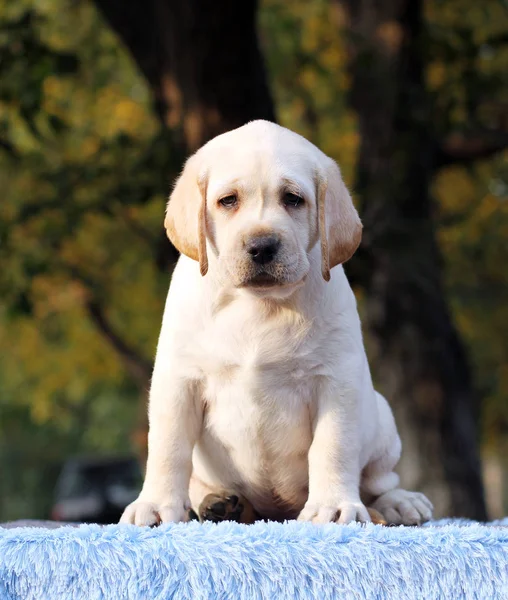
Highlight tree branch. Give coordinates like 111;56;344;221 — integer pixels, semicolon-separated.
436;129;508;167
85;300;153;388
483;32;508;48
0;137;20;160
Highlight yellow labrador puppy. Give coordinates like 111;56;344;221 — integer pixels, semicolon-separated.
121;121;433;527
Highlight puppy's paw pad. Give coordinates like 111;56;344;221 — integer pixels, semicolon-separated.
367;507;387;525
199;493;256;524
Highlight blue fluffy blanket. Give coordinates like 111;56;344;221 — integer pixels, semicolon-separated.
1;519;507;599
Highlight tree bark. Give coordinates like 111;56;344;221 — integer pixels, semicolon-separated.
338;0;487;518
94;0;276;152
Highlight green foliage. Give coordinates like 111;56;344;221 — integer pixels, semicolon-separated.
260;0;359;183
425;0;508;445
0;0;175;518
435;158;508;445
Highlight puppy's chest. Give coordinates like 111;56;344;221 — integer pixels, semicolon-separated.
192;307;322;404
189;304;323;484
192;316;317;457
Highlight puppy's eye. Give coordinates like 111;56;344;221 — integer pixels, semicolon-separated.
219;195;238;208
283;192;304;208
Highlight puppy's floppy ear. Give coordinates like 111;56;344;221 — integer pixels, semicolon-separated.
165;153;209;276
316;158;362;281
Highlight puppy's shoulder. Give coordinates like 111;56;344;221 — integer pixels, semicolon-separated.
162;255;206;324
315;264;357;313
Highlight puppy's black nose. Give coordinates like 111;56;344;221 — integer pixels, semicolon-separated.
246;235;281;265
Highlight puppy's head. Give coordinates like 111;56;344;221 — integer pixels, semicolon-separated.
165;121;362;295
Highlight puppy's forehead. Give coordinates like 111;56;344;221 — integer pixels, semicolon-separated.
201;124;319;197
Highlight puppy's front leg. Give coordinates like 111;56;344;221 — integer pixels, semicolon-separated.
298;381;370;524
120;364;201;526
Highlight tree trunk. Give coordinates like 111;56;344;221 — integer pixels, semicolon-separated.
94;0;275;152
338;0;487;518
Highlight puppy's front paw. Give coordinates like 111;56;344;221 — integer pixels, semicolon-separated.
297;500;371;524
199;493;257;525
119;499;189;526
372;489;433;526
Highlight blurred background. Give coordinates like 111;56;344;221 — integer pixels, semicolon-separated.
0;0;507;524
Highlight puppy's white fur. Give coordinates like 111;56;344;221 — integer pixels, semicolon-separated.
121;121;433;526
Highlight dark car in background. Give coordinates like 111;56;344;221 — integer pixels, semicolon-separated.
51;456;142;524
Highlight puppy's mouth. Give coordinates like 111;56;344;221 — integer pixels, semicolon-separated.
240;272;306;293
245;273;281;288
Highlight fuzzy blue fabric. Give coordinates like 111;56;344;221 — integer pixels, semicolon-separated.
1;519;508;600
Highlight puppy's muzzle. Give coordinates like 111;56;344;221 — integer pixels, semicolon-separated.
245;234;281;266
